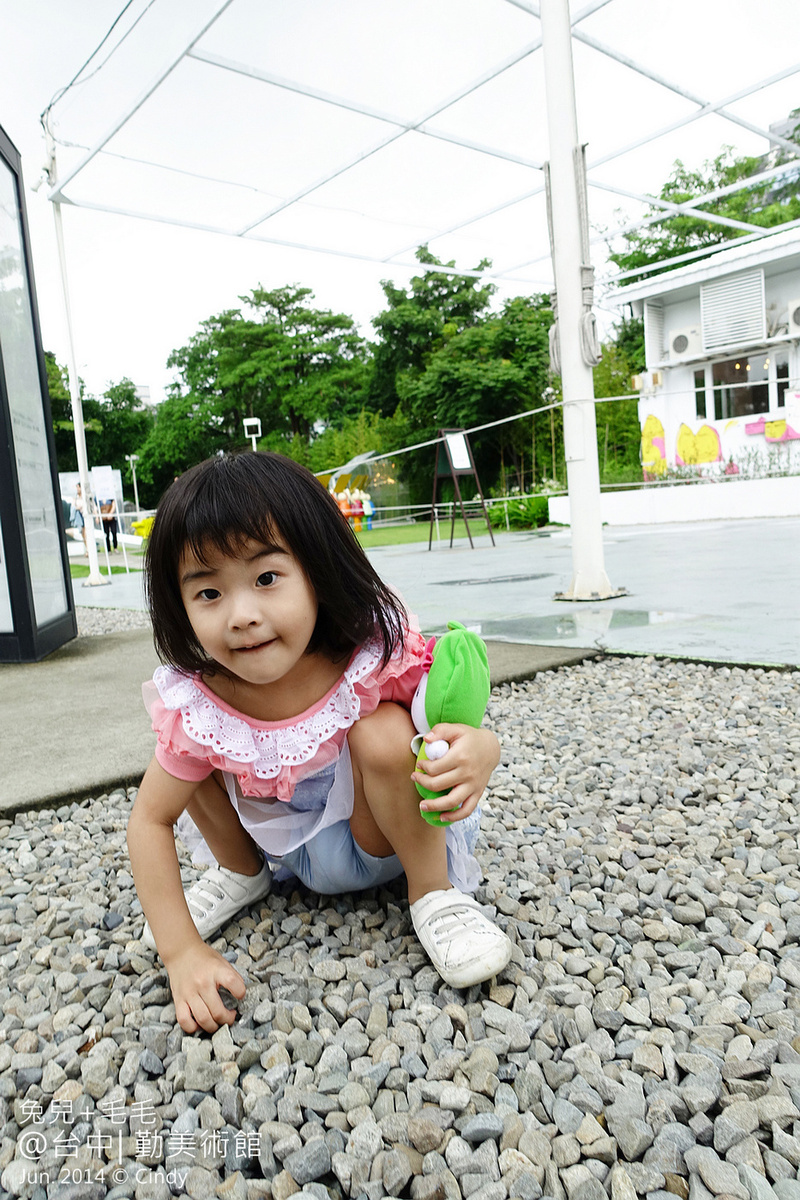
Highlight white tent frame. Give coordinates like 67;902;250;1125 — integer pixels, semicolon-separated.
45;0;800;284
41;0;800;598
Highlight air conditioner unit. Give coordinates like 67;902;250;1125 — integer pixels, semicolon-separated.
788;298;800;337
668;327;703;361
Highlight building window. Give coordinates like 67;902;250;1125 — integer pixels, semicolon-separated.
776;351;789;407
694;369;707;418
712;354;769;419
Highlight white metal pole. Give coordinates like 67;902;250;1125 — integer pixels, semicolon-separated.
540;0;619;600
126;454;140;515
47;138;107;588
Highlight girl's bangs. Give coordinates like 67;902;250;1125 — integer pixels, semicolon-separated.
179;489;280;567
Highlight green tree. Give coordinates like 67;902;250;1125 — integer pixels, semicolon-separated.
135;389;226;504
609;143;800;280
167;287;368;446
306;409;407;476
44;351;104;471
369;246;496;417
248;285;369;440
87;378;154;472
592;346;641;483
138;285;370;502
612;316;645;374
45;351;78;470
397;294;554;498
44;354;154;478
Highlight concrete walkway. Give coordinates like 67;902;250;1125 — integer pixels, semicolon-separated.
3;515;797;815
0;631;593;815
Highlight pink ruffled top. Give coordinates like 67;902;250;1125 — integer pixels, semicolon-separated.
142;626;427;801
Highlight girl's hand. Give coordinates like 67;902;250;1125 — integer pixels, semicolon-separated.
164;942;246;1034
412;724;500;824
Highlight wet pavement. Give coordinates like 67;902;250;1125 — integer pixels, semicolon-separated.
72;517;800;667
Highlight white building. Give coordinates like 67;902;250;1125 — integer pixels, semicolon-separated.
615;226;800;480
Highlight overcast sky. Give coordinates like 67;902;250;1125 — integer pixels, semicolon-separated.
1;0;798;403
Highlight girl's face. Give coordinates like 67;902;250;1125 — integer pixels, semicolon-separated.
178;535;319;690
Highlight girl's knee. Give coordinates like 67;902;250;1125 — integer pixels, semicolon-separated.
349;703;415;774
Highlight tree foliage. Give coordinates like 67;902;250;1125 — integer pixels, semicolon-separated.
592;331;643;481
369;246;496;416
45;353;152;477
90;378;154;472
166;286;368;442
45;351;85;471
134;286;369;503
46;247;683;506
609;142;800;280
305;409;407;476
397;294;553;496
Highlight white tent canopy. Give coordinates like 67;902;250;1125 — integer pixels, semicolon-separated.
39;0;800;596
43;0;800;300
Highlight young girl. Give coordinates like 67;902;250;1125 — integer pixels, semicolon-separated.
128;452;511;1034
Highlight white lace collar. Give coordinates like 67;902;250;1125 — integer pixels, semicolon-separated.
153;642;385;778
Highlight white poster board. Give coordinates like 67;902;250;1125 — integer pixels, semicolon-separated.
445;432;471;472
91;465;116;501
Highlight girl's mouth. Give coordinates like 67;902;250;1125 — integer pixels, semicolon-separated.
235;639;274;653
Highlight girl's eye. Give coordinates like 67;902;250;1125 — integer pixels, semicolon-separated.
198;588;220;601
257;571;277;587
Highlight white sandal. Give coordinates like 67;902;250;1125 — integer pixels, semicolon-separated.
141;858;272;951
409;888;513;988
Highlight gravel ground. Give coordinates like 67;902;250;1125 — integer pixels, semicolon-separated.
1;655;799;1200
76;609;151;637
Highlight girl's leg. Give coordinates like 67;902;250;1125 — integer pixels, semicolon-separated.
348;703;450;903
348;702;513;988
186;772;263;877
141;772;269;951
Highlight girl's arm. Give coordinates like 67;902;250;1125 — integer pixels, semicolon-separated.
127;758;246;1033
411;723;500;823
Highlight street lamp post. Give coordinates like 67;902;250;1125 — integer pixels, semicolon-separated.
125;454;140;515
243;418;262;453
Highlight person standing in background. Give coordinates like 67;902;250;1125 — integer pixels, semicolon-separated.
100;497;118;551
71;483;88;556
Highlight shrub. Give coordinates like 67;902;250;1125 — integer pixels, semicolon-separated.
132;516;155;542
488;495;549;530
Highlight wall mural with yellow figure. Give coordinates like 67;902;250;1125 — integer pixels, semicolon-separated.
745;416;800;443
676;423;723;466
641;414;666;476
640;406;800;478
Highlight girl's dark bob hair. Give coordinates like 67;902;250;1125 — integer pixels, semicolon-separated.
145;451;406;675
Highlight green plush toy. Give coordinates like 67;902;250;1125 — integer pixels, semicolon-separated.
410;621;491;827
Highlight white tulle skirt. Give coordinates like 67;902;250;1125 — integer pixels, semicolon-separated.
176;741;482;894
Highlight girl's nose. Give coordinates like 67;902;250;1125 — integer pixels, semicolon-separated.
228;595;261;629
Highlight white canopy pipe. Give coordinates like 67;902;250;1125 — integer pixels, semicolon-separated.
47;0;237;204
499;161;800;278
511;0;800;159
570;29;800;159
188;49;543;172
233;0;625;238
607;215;800;285
48;157;106;588
394;56;800;268
540;0;619;601
235;34;547;236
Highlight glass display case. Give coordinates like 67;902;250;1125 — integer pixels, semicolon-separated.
0;124;76;660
